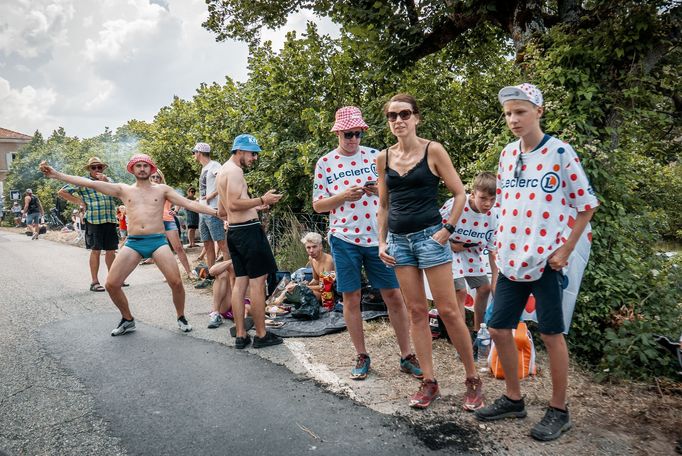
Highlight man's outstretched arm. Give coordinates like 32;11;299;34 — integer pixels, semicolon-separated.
39;161;123;198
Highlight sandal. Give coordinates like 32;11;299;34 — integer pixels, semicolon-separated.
90;282;105;292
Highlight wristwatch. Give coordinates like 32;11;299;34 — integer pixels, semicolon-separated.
443;223;455;234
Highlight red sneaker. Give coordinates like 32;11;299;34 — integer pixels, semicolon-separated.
463;376;485;411
409;379;440;409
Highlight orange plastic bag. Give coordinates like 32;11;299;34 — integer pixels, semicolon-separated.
488;321;536;379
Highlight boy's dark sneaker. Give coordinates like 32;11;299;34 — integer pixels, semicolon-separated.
252;331;283;348
234;334;251;349
474;395;527;421
530;406;572;441
409;379;440;409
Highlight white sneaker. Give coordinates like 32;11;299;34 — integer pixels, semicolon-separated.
111;318;135;336
207;312;222;329
177;316;192;332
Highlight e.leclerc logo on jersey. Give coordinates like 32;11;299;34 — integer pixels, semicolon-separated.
541;172;561;193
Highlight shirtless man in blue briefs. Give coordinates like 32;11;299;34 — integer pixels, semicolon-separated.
40;154;220;336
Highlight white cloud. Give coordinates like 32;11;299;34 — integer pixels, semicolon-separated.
0;1;339;138
0;0;75;59
0;77;58;134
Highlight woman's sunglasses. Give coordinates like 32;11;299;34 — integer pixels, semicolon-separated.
343;131;364;139
386;110;413;122
90;165;104;171
150;175;161;180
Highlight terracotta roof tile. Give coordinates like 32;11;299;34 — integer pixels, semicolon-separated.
0;127;32;140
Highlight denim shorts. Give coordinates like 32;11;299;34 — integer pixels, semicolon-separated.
26;212;41;225
199;214;225;241
163;220;177;231
329;235;399;293
387;223;452;269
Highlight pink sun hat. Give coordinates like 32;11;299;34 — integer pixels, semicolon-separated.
126;154;158;175
330;106;369;132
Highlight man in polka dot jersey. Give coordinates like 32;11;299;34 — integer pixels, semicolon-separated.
475;84;599;442
313;106;421;381
439;172;498;331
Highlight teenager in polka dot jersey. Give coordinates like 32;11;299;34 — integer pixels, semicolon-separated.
475;83;599;443
438;172;499;331
313;106;421;383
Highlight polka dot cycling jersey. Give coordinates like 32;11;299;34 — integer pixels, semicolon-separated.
313;146;380;246
439;194;498;279
495;135;599;282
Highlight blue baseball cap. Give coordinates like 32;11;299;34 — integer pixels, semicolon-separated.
231;134;262;154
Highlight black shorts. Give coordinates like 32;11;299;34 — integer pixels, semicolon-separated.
489;267;565;334
85;221;119;251
226;220;277;278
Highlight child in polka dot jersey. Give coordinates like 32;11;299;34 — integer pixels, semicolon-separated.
474;83;599;442
439;172;499;331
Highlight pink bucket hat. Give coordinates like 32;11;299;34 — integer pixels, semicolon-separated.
126;154;158;175
330;106;369;132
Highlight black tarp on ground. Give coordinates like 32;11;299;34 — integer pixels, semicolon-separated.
267;308;388;338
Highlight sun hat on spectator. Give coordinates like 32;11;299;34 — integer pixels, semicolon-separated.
126;154;157;175
83;157;108;170
498;83;543;107
330;106;369;132
231;134;262;154
192;142;211;154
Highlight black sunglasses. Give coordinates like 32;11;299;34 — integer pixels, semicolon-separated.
386;109;413;122
514;153;524;179
343;131;364;139
90;165;104;171
150;175;161;180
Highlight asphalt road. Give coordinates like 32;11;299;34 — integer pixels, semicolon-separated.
0;230;470;455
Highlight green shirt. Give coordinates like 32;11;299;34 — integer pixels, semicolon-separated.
63;176;118;224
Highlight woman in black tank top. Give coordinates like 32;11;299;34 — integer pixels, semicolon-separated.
376;93;484;410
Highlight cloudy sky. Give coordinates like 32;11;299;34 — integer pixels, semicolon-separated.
0;0;336;139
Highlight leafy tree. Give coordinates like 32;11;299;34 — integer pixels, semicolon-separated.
199;0;682;379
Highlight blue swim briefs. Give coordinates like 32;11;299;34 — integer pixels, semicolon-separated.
124;233;168;259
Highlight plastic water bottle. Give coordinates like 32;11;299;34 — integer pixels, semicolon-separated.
476;323;491;373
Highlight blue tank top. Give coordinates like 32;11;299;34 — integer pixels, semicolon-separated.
385;142;441;234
